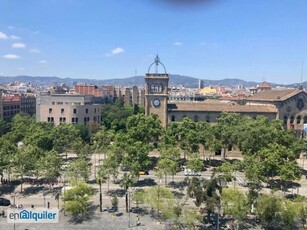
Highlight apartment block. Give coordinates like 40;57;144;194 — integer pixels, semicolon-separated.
36;94;101;126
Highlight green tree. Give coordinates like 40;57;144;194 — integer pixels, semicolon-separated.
186;157;204;173
221;188;248;220
52;124;80;155
215;112;241;159
0;139;17;180
156;146;180;184
63;181;94;217
120;173;136;213
38;149;63;181
65;158;91;182
14;145;43;191
143;186;176;221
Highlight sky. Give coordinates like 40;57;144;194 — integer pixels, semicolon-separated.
0;0;307;84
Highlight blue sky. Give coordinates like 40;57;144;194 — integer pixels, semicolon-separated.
0;0;306;84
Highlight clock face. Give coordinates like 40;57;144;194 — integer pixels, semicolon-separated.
153;99;160;107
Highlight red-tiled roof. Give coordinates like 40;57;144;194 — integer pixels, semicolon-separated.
168;102;277;113
247;89;304;101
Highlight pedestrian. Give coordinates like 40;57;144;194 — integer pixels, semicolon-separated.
136;215;140;226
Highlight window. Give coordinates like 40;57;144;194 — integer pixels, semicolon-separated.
47;117;54;123
297;115;302;124
72;117;79;123
59;117;66;123
171;115;175;122
283;116;288;125
194;115;198;122
304;116;307;124
73;108;77;114
94;108;96;113
85;108;89;114
61;108;64;114
49;108;52;113
290;116;294;124
206;115;210;123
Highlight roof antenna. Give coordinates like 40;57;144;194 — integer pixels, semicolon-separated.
299;61;304;90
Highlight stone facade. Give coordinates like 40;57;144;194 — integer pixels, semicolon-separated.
145;73;169;127
36;94;101;126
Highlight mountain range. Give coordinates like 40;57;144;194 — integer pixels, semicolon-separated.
0;75;304;89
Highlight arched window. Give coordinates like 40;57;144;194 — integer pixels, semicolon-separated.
283;116;288;125
158;84;163;93
290;116;294;124
154;84;159;92
171;115;175;122
150;84;155;93
194;115;198;122
297;115;302;124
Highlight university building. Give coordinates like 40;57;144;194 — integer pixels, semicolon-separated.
144;56;306;133
36;94;101;126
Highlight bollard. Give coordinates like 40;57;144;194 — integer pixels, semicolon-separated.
47;202;50;209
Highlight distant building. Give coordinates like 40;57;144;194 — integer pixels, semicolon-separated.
198;79;204;89
20;94;36;116
36;94;101;126
2;94;20;121
74;84;116;103
115;86;145;106
250;81;272;95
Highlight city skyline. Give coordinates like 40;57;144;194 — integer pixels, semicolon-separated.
0;0;307;84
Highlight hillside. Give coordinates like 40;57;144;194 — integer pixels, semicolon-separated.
0;75;298;88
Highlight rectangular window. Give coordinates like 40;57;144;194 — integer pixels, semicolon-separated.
59;117;66;123
49;108;52;113
85;108;89;114
73;108;77;114
61;108;64;113
94;108;96;113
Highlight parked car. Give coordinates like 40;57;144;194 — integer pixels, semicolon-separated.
0;198;11;206
184;167;201;176
138;170;149;175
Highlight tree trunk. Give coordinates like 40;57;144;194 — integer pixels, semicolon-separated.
99;180;102;212
223;148;226;160
125;185;129;213
20;175;23;192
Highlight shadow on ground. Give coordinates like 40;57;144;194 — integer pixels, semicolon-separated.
0;182;20;196
68;202;99;224
135;178;157;187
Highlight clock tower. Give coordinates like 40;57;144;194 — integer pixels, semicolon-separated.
145;55;169;127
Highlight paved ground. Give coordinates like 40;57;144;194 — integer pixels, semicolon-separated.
1;153;306;230
0;206;167;230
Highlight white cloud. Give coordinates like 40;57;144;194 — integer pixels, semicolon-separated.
0;31;8;39
19;67;25;71
30;49;41;53
11;35;21;40
12;43;26;48
173;42;183;46
105;47;125;57
38;60;47;64
3;54;21;59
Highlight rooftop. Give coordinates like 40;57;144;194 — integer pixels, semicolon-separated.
247;89;304;101
168;102;277;113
